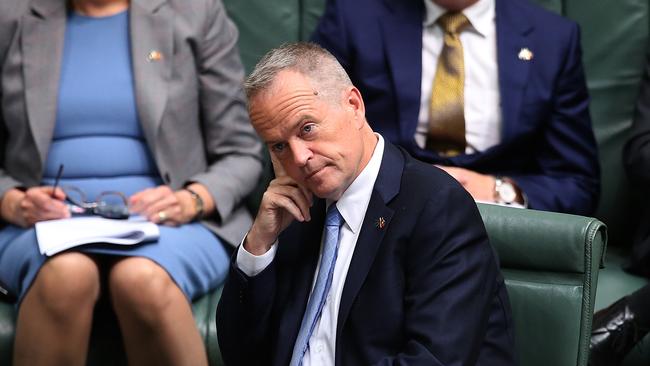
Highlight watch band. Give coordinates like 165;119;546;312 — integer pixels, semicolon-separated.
184;187;204;221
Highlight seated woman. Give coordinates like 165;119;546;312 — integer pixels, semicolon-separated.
0;0;262;365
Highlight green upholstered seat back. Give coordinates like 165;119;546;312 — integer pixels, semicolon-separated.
479;203;606;366
222;0;326;74
568;0;648;246
527;0;649;246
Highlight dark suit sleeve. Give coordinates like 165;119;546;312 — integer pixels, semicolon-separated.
190;0;263;221
216;252;277;366
624;49;650;183
372;184;512;365
509;23;600;215
310;0;351;71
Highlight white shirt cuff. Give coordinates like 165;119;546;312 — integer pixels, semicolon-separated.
236;235;278;277
475;199;526;209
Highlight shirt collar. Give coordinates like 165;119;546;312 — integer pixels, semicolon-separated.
423;0;495;37
327;134;385;235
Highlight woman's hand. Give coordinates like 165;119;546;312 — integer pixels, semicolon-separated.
0;187;70;227
129;185;196;226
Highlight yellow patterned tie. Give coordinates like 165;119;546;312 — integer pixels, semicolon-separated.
426;12;471;156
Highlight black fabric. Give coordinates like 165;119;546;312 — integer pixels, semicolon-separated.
217;143;517;366
623;48;650;279
628;284;650;329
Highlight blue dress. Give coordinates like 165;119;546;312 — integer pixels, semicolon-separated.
0;10;229;303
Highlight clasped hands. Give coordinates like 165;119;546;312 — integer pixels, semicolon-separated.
0;185;205;228
435;166;496;202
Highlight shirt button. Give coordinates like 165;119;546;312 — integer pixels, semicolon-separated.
317;343;324;353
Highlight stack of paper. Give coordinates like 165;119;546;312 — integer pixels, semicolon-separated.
35;216;160;256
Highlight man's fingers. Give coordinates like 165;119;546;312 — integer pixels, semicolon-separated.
269;185;312;222
269;151;288;178
269;176;313;211
270;194;307;222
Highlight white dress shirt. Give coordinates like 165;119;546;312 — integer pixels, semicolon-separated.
236;134;385;366
416;0;501;153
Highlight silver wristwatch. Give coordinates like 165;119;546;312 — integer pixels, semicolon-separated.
494;177;517;204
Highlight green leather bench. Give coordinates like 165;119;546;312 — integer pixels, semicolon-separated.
0;0;647;364
0;202;607;366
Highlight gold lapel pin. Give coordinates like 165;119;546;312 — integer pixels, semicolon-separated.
147;50;163;62
375;217;386;230
518;48;533;61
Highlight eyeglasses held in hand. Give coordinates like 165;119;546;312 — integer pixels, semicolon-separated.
62;186;130;220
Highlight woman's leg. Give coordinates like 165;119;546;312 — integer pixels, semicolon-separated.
13;252;101;366
109;257;208;366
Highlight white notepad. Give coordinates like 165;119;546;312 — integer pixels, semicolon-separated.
35;216;160;256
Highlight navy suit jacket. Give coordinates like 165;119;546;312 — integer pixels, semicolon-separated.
312;0;600;215
217;142;517;366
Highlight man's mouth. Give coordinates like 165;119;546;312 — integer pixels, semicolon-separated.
305;166;326;180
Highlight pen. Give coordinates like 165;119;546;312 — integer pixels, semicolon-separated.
51;164;64;198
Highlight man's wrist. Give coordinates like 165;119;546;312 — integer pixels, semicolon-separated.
493;176;524;205
244;227;276;256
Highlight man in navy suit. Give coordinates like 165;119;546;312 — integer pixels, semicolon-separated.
312;0;600;215
217;43;516;365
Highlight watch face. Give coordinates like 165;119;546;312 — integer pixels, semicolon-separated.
498;182;517;204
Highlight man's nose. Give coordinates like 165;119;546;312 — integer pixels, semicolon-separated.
289;140;312;167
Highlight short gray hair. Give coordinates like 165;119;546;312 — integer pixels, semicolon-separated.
244;42;352;103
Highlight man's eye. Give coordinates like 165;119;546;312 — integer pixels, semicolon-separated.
271;143;286;153
301;124;315;135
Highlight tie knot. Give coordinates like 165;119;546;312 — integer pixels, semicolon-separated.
325;205;344;228
438;12;470;35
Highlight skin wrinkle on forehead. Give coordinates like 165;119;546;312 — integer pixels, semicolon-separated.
249;74;326;141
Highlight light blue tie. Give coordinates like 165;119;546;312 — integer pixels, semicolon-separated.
290;204;344;366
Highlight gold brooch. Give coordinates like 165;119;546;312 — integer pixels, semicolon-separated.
147;50;163;62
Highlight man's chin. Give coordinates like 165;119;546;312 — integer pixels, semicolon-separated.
308;184;343;201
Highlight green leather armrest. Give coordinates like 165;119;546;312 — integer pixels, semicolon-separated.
478;203;607;272
477;203;607;366
193;286;224;366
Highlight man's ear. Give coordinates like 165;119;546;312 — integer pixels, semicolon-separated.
345;86;366;129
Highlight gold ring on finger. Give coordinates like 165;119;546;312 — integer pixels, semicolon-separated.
157;211;167;221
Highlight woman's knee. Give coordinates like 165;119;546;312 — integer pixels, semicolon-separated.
27;252;100;316
109;257;183;318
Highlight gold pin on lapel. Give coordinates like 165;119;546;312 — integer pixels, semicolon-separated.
147;50;163;62
375;217;386;230
518;48;533;61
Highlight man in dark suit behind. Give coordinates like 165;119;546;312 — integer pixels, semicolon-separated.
216;42;516;366
312;0;600;215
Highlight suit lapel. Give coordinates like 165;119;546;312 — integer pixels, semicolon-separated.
495;0;534;143
129;0;172;150
335;143;403;360
22;0;67;167
275;200;326;365
379;0;424;145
